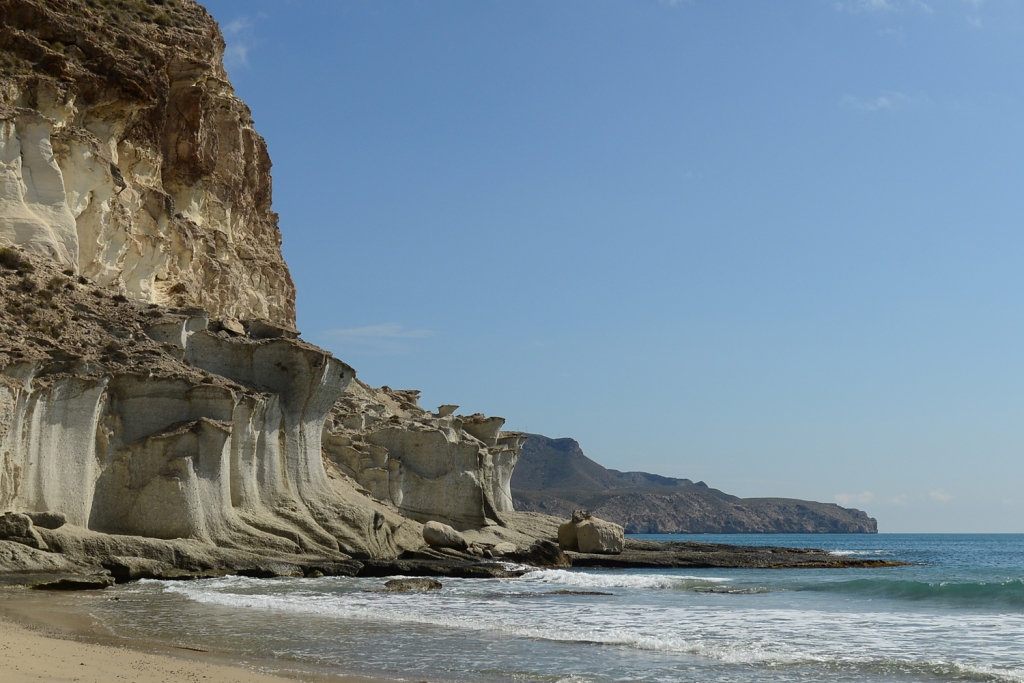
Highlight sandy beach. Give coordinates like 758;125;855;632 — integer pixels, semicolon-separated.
0;618;303;683
0;589;390;683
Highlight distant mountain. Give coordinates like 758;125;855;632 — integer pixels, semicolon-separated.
511;435;877;534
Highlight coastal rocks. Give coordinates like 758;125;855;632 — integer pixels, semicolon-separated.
383;577;442;592
323;381;526;529
31;575;115;590
491;542;517;556
558;511;623;555
25;511;66;530
577;518;624;554
0;251;418;562
0;512;47;550
423;521;469;551
507;540;571;568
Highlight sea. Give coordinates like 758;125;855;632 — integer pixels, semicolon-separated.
60;534;1024;683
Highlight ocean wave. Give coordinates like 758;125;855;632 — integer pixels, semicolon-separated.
518;569;729;590
828;549;892;556
806;578;1024;607
156;579;1024;681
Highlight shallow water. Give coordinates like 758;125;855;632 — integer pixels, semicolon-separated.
79;534;1024;682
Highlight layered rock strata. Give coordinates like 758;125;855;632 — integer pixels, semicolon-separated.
324;388;525;530
0;0;295;324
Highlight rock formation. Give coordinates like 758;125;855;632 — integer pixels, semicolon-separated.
0;0;295;325
558;511;624;555
324;388;524;529
0;0;530;580
0;0;892;587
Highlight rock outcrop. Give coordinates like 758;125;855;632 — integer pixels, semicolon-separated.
323;387;525;529
0;0;295;325
0;0;530;582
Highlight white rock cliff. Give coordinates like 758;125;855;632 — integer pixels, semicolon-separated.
0;0;530;573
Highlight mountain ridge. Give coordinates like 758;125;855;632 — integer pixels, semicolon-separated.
511;434;877;533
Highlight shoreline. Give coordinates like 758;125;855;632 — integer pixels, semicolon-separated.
0;588;396;683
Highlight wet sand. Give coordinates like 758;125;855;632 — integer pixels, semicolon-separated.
0;588;392;683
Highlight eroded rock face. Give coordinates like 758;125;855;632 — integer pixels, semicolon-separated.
0;1;535;576
0;0;295;325
323;383;526;529
0;251;418;559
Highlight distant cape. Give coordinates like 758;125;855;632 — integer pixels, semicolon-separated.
511;434;878;534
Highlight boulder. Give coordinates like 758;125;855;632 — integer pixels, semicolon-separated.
576;517;624;555
0;513;48;550
557;509;591;551
557;520;579;551
557;510;623;555
25;512;67;530
423;521;469;551
491;542;517;556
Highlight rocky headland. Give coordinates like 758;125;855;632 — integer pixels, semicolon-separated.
0;0;896;590
513;434;878;533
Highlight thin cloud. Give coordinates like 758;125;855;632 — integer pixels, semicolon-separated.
222;17;254;69
929;488;954;502
834;0;932;13
842;91;912;113
835;491;874;505
321;323;434;355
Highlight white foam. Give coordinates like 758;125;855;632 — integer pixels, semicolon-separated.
153;575;1024;681
828;549;892;556
518;569;729;590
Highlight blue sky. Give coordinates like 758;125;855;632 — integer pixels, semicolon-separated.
201;0;1024;532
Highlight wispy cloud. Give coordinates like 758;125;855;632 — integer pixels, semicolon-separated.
834;0;932;13
321;323;434;355
929;488;954;502
222;17;254;69
842;91;912;113
835;491;875;505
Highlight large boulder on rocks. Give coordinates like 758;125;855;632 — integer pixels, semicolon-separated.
0;513;47;550
423;521;469;551
25;512;67;530
557;511;623;555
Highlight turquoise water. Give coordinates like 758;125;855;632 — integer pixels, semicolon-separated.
84;534;1024;682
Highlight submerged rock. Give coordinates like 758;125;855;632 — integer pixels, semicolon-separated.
384;578;442;592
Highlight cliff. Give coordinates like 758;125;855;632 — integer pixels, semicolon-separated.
0;0;536;582
0;1;884;587
0;0;294;325
512;434;878;533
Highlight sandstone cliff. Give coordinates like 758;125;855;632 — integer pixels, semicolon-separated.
0;1;532;580
0;1;885;587
1;0;294;325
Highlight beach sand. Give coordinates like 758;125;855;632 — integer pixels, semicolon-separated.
0;589;392;683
